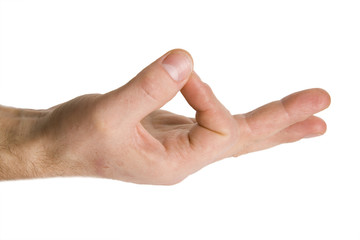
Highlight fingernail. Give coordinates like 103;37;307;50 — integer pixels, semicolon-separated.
162;50;193;82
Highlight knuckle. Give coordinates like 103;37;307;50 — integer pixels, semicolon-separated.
138;73;161;103
200;83;213;107
279;99;291;121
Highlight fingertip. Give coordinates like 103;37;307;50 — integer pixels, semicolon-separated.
311;88;331;110
313;116;327;134
304;116;328;138
282;88;331;116
161;49;194;82
169;48;194;67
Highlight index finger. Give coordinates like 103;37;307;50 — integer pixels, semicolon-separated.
181;72;238;160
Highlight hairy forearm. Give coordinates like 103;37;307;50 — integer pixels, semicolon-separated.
0;105;48;180
0;103;102;180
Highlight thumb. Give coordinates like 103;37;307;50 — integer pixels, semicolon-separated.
100;49;193;125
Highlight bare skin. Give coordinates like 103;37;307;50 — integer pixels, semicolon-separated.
0;49;331;185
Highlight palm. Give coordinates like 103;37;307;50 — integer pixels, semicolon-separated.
141;110;195;146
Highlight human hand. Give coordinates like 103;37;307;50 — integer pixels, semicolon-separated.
0;49;330;184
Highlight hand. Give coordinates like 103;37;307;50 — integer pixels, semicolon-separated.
0;49;331;184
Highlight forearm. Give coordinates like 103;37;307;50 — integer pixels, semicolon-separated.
0;103;101;180
0;105;49;180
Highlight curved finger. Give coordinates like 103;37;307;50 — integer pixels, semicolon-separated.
181;72;238;159
181;72;236;135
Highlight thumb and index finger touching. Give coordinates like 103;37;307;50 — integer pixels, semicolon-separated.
99;49;192;125
99;49;234;139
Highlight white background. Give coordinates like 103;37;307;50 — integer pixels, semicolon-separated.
0;0;359;239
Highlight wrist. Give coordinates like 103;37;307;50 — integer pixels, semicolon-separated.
0;105;49;180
